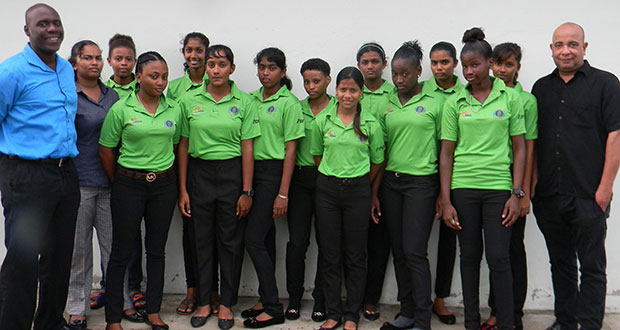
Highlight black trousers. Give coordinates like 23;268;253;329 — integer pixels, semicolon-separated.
363;206;390;306
188;157;245;307
315;173;370;323
381;172;438;330
105;169;177;323
451;189;513;330
0;156;80;330
286;166;324;308
488;215;528;328
245;160;283;317
533;195;607;330
434;219;457;299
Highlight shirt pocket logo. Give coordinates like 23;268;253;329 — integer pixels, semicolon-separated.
229;106;239;115
129;117;143;125
326;130;336;139
267;105;276;114
192;106;204;115
415;105;426;114
164;119;174;129
493;109;506;120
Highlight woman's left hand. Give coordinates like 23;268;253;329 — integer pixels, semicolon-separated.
273;195;288;219
502;195;520;227
237;195;252;219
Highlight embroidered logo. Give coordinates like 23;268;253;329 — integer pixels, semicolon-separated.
267;105;276;114
129;117;142;125
415;105;426;114
357;135;368;143
493;109;506;120
326;130;336;139
229;106;239;115
459;110;472;119
385;107;394;115
192;106;204;115
164;120;174;129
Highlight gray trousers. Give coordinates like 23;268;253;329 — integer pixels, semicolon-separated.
65;186;132;315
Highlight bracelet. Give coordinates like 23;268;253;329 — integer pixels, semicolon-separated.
277;194;288;200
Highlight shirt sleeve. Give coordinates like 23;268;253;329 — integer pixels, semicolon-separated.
99;104;123;148
283;99;305;142
309;116;324;156
178;99;190;139
509;93;526;136
523;93;538;140
241;97;261;140
440;96;458;141
0;68;19;122
601;73;620;133
173;106;182;144
368;120;385;164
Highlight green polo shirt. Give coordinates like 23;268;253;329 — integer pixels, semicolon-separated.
167;71;208;102
421;76;464;101
514;82;538;140
296;95;337;166
379;86;443;175
99;92;181;172
361;80;394;119
179;81;261;160
249;86;305;160
104;75;137;101
311;103;385;178
441;77;525;190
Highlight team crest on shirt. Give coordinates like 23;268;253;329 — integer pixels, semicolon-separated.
129;117;143;125
493;109;506;120
267;105;276;114
192;106;204;115
229;106;239;115
326;130;336;139
459;110;472;119
415;105;426;114
385;107;394;115
164;120;174;129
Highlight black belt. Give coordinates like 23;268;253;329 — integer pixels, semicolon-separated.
320;173;369;185
5;155;71;167
117;166;175;182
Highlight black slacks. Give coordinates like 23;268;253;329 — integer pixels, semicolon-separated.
488;215;528;328
245;160;283;317
380;172;438;330
286;166;323;308
105;169;177;323
451;189;513;330
315;173;370;323
533;194;607;330
435;219;457;299
188;157;245;307
0;156;80;330
363;207;390;306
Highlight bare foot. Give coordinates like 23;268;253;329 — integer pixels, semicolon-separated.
484;315;497;326
255;312;274;322
344;320;357;330
194;305;212;318
70;315;86;322
219;305;233;320
320;319;340;329
433;297;454;316
147;313;167;327
250;302;263;310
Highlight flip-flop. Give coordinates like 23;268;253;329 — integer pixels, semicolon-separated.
129;291;146;309
90;291;105;310
176;298;196;315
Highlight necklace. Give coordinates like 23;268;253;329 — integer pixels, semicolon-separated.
468;94;483;113
137;93;158;115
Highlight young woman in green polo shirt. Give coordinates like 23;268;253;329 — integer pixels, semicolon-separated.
167;32;210;102
284;58;336;322
356;41;393;321
104;34;137;100
165;31;216;318
439;28;526;330
99;51;181;330
311;66;384;330
371;40;443;330
482;42;538;330
424;41;462;325
176;44;260;330
242;47;304;329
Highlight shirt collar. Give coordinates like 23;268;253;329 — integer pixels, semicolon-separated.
388;85;434;108
364;80;391;95
183;70;207;90
196;80;243;102
457;76;506;103
252;85;289;102
23;43;60;72
107;75;137;89
126;91;174;117
551;60;592;79
325;101;375;129
301;95;336;117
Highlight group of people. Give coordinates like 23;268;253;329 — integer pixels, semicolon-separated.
0;3;619;330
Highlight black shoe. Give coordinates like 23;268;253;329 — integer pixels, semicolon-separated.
218;318;235;330
318;320;342;330
546;322;565;330
285;307;300;320
432;308;456;325
122;310;146;323
312;310;327;322
243;315;285;328
241;308;264;318
380;322;414;330
62;319;87;330
191;313;212;328
145;317;170;330
363;305;380;321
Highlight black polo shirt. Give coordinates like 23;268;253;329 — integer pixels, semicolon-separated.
532;60;620;198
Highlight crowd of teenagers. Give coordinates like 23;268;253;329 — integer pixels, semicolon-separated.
2;4;620;330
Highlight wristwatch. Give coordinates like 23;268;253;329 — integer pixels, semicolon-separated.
511;188;525;198
242;189;254;197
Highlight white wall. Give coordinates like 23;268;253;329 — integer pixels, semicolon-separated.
2;0;620;312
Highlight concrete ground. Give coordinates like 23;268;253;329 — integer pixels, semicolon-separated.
78;294;620;329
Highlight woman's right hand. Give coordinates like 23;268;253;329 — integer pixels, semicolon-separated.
441;200;461;230
178;191;191;218
371;194;381;224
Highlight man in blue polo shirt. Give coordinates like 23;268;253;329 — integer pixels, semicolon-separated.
0;4;80;329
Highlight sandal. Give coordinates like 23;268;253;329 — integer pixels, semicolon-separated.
90;291;105;310
129;290;146;309
481;322;498;330
176;298;196;315
363;305;380;321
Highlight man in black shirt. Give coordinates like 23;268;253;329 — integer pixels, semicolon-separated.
532;22;620;330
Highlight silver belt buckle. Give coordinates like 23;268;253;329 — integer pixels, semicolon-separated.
146;172;157;182
58;158;64;167
394;172;401;177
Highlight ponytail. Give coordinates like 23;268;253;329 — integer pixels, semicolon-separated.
353;102;368;140
280;75;293;90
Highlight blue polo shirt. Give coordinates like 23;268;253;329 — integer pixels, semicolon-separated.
0;44;78;159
